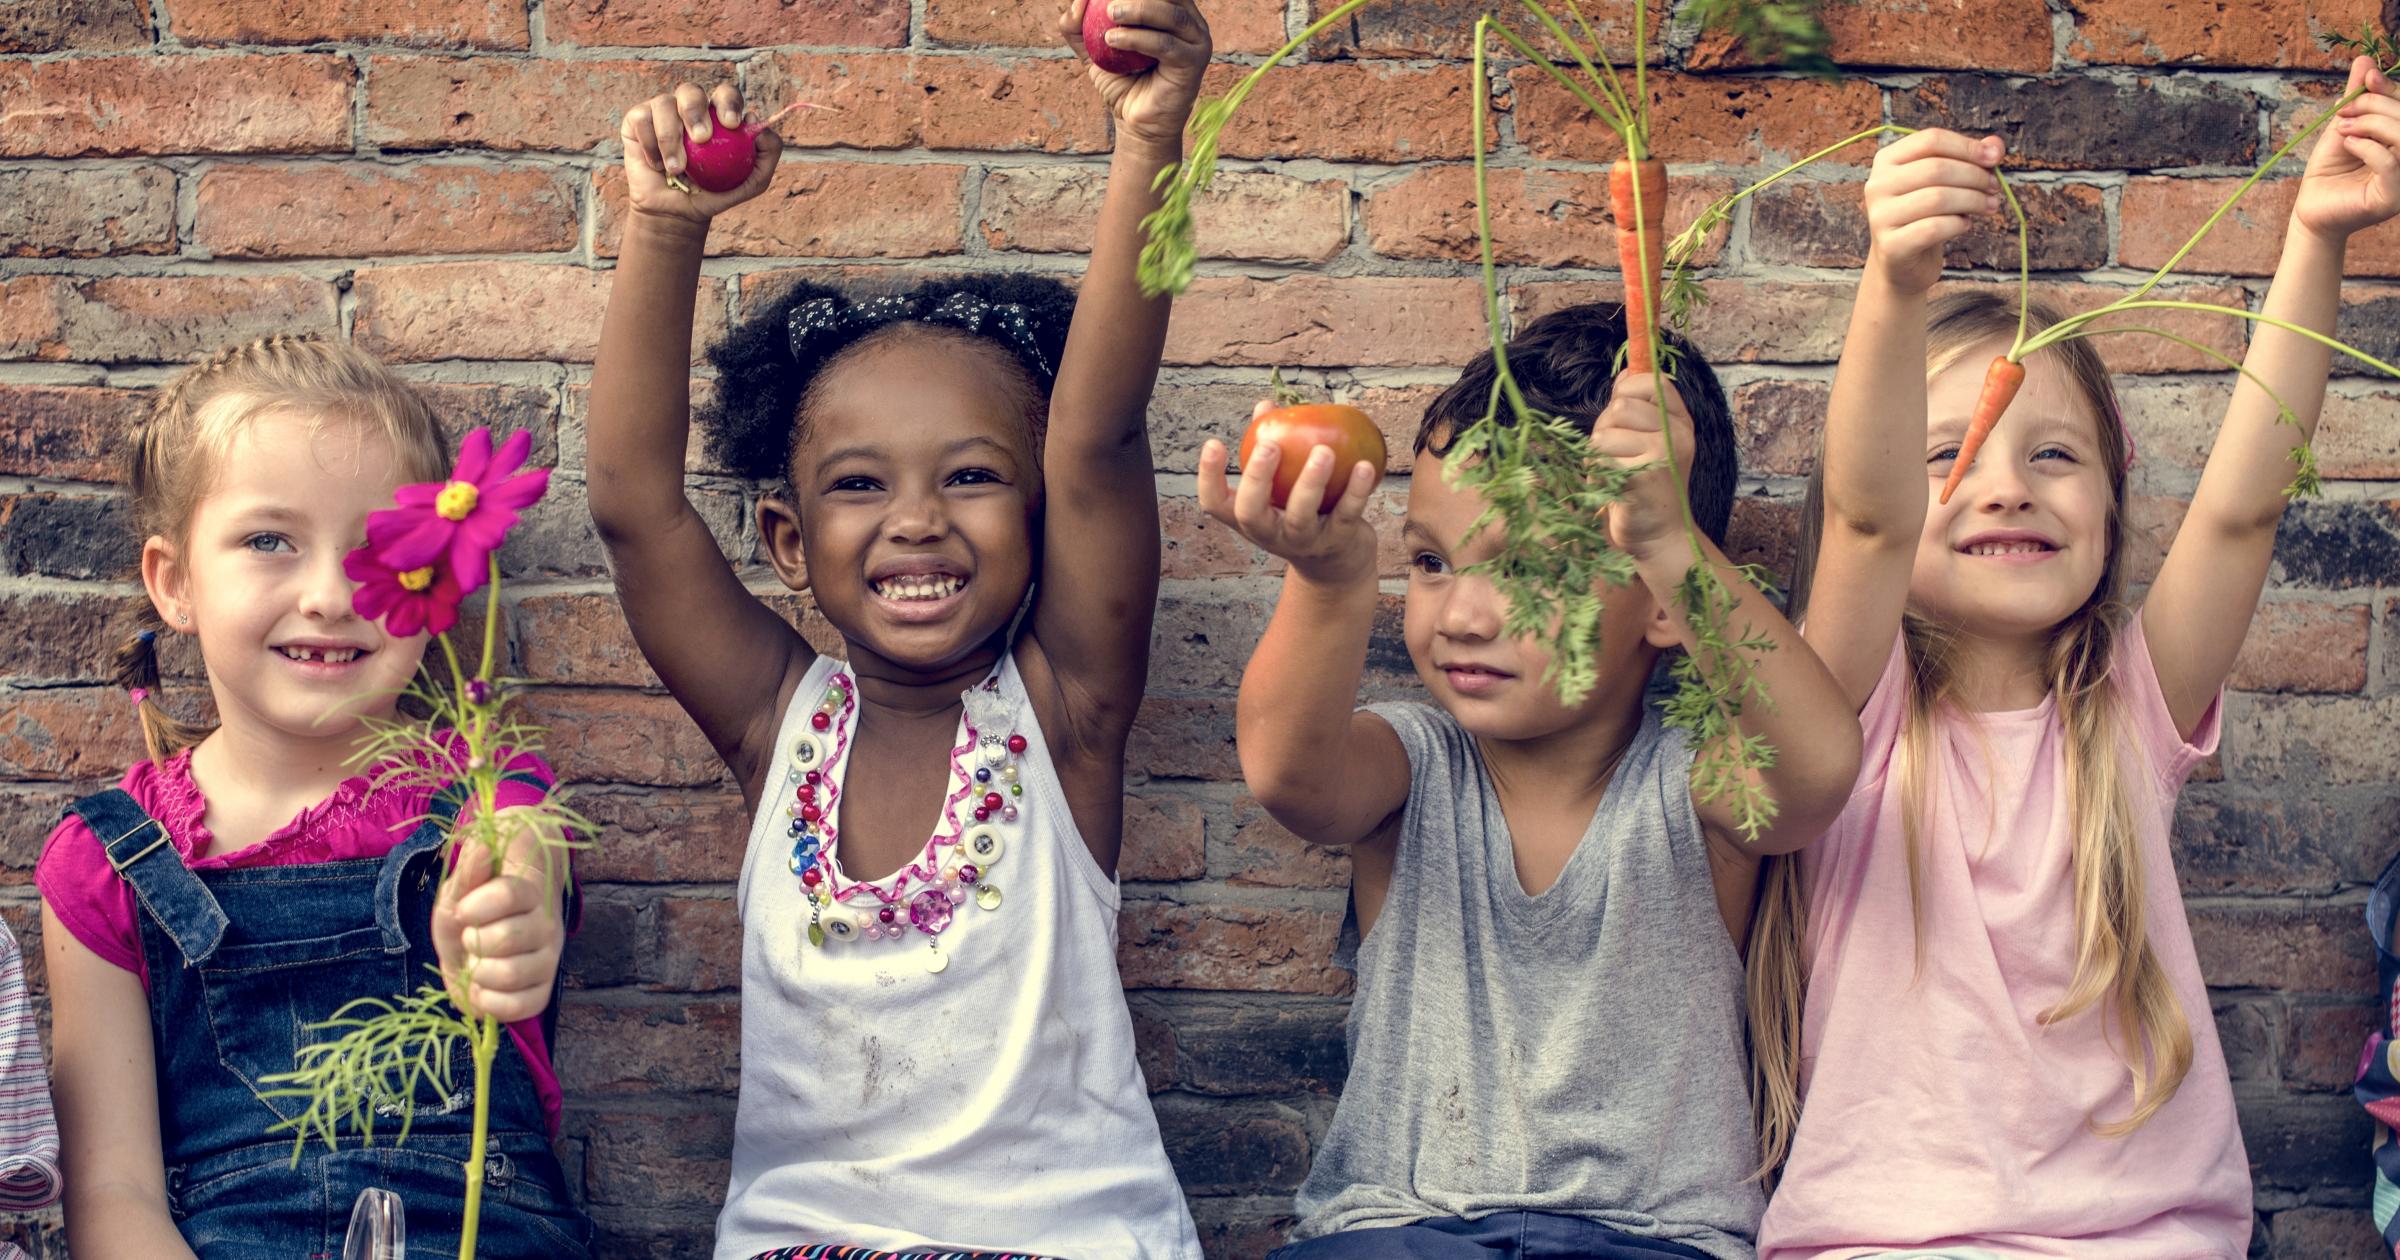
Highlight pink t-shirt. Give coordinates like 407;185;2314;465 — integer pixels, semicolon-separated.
35;744;569;1136
1759;617;2250;1259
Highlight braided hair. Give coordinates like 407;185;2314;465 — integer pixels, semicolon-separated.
116;335;447;763
700;273;1076;494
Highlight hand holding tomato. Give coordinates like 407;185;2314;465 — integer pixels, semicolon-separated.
1198;399;1385;584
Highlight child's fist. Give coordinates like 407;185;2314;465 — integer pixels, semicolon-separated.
2298;55;2400;243
1590;372;1696;561
1864;127;2004;295
1062;0;1213;156
1196;400;1381;585
620;82;782;226
431;813;568;1025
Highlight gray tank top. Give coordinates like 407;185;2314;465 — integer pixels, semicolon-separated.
1291;701;1763;1260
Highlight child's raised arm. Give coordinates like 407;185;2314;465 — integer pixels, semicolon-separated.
1204;422;1411;848
2143;55;2400;737
587;83;811;805
1805;129;2004;706
1598;375;1861;856
1020;0;1211;756
43;905;199;1260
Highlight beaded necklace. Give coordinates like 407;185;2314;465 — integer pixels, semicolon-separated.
785;667;1026;974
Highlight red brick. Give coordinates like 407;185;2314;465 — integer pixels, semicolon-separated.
0;688;142;781
1116;900;1348;994
2225;695;2400;788
1121;793;1206;882
2335;283;2400;379
0;0;151;51
981;167;1348;264
518;691;727;788
1517;278;1856;364
0;273;337;364
2119;378;2400;482
1693;0;2049;73
364;55;723;153
0;589;136;684
194;163;578;259
2269;1208;2388;1259
595;162;965;259
2228;600;2371;694
416;381;559;466
1934;279;2254;374
1892;74;2257;173
2188;902;2372;992
577;1107;733;1210
650;895;740;992
2123;493;2185;586
931;0;1285;53
0;784;79;885
1208;61;1488;163
1308;0;1666;62
756;53;1111;155
1512;71;1884;167
1726;496;1801;582
1364;167;1731;268
1749;178;2108;273
1728;377;1827;479
0;55;352;157
2286;998;2376;1091
569;787;751;884
554;997;741;1095
173;0;526;47
2068;0;2377;69
1224;798;1350;890
1128;697;1239;780
1165;276;1489;368
0;167;175;257
0;385;143;481
516;594;664;688
2119;177;2400;278
547;0;904;49
352;262;725;364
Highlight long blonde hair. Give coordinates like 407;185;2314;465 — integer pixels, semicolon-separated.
1748;293;2192;1180
115;335;448;764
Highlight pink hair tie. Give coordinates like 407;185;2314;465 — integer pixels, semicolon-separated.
127;687;149;708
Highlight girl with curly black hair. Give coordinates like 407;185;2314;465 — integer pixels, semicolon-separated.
584;4;1212;1256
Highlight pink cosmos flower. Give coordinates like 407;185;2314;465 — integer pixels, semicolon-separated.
367;428;549;596
344;545;463;637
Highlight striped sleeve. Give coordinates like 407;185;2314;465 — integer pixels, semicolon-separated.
0;923;60;1212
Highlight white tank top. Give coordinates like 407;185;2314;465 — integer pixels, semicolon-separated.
716;650;1200;1260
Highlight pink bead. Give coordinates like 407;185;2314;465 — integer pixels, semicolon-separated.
961;864;980;884
801;868;821;888
982;791;1003;812
811;711;831;731
1006;734;1027;754
879;906;896;924
800;803;822;823
805;770;821;785
974;808;990;823
1003;806;1019;823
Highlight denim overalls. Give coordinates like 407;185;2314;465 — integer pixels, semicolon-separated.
66;783;594;1259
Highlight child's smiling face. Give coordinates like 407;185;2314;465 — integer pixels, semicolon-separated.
1910;342;2118;643
1401;450;1667;742
777;332;1042;675
153;409;429;745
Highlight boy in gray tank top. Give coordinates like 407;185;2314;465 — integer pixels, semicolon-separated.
1191;304;1863;1259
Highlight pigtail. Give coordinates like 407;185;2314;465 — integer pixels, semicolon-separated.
111;599;211;765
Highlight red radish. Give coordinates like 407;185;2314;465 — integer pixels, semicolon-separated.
1083;1;1158;77
1939;355;2028;505
1610;158;1668;375
1241;400;1386;514
678;102;813;195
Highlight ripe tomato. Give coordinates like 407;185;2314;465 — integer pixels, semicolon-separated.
1239;402;1387;514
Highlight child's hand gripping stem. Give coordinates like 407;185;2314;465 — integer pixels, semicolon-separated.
432;810;568;1025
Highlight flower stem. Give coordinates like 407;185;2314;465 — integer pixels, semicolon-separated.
456;1013;498;1260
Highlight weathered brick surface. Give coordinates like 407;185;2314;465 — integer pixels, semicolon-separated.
4;9;2393;1257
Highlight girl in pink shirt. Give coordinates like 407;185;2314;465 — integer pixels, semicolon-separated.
35;337;592;1258
1752;58;2400;1260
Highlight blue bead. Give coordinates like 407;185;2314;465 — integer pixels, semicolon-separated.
975;767;992;783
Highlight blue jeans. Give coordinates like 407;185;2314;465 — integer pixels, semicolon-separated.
1269;1213;1719;1260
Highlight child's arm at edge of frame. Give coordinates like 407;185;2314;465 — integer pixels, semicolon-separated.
2143;56;2400;738
41;901;199;1260
1022;0;1213;755
586;82;813;807
1805;129;2004;708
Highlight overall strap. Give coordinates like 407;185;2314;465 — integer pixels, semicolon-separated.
65;789;228;966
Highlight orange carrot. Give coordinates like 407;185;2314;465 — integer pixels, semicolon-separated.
1610;158;1668;375
1939;355;2028;505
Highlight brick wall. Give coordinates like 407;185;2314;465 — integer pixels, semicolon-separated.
3;1;2398;1256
